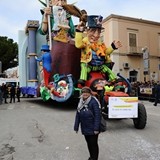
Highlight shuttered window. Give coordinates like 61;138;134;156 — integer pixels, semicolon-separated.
129;33;136;47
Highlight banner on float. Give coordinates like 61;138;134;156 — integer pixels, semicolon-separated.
108;97;138;118
140;87;152;95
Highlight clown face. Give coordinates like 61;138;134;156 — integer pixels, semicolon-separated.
87;28;101;43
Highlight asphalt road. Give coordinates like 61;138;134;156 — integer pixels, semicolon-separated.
0;98;160;160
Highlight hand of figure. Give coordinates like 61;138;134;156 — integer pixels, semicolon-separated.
94;131;99;134
75;131;78;134
44;7;52;17
35;56;38;59
113;40;122;49
76;21;84;31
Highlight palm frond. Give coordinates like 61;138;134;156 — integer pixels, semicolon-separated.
38;0;47;7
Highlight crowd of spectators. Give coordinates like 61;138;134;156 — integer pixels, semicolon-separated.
129;80;160;103
130;80;159;88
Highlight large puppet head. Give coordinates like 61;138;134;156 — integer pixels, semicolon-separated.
51;0;67;6
86;15;104;43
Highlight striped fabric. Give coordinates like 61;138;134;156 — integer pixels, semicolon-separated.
80;62;116;81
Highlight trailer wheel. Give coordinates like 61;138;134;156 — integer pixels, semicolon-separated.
133;103;147;129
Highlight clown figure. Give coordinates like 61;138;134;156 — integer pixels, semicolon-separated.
75;15;122;86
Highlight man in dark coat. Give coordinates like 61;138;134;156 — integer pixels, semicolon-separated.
10;84;15;103
154;82;160;106
16;86;21;102
3;84;8;104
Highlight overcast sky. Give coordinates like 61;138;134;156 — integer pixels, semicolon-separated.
0;0;160;43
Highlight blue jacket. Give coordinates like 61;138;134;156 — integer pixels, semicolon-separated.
74;97;101;135
36;52;52;72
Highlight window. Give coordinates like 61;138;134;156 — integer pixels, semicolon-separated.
129;70;138;82
127;29;138;53
129;33;136;47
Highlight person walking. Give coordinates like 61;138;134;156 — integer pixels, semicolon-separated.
10;84;16;103
74;87;101;160
16;85;21;102
154;82;160;106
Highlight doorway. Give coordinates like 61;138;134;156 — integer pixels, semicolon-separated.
129;70;138;82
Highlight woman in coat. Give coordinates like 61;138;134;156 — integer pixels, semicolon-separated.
74;87;101;160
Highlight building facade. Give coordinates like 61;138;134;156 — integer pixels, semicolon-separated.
102;14;160;82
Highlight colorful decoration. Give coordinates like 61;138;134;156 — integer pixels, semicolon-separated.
56;80;69;98
93;15;103;28
90;42;107;57
87;15;104;29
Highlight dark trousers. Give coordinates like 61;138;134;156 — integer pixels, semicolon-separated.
17;94;20;102
154;94;160;106
10;95;15;103
84;134;99;160
4;94;8;103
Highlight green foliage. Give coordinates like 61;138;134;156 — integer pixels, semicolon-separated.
0;36;18;72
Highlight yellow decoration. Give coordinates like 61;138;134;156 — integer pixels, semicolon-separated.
53;26;69;43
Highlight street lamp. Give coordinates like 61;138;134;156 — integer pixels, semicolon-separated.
142;46;148;52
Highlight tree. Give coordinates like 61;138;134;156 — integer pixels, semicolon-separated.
0;36;18;72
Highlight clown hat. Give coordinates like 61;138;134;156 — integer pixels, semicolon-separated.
87;15;104;29
41;44;50;51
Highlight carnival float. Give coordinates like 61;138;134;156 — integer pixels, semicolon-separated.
18;0;147;129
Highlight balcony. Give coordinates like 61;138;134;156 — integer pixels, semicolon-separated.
126;46;143;56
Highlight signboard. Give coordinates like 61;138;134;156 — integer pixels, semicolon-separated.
108;97;138;118
140;87;152;95
143;51;150;76
143;52;149;59
143;59;149;69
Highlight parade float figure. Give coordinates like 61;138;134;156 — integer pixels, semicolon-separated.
39;0;85;43
38;0;88;81
36;44;52;87
38;0;88;43
38;0;75;43
36;0;88;102
75;15;122;87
